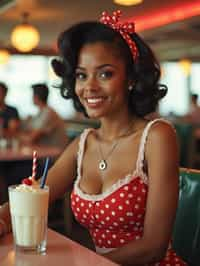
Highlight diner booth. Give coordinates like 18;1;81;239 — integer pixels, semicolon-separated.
0;1;200;265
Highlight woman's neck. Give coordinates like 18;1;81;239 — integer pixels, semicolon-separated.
98;115;139;142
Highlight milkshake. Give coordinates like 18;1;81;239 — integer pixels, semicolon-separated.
8;183;49;253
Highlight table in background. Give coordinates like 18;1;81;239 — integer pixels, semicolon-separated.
0;145;62;161
0;229;118;266
0;145;63;204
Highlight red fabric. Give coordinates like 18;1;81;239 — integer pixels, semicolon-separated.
71;176;187;265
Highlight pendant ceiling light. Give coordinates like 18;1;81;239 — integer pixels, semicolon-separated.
11;12;40;53
179;59;192;77
113;0;143;6
0;49;10;65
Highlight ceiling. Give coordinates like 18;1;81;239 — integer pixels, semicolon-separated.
0;0;200;61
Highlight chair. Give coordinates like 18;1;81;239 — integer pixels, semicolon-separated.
187;126;200;168
174;122;200;168
172;167;200;266
174;123;194;167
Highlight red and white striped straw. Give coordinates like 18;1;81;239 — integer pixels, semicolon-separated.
32;150;37;180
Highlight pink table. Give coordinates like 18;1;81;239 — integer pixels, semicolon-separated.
0;229;118;266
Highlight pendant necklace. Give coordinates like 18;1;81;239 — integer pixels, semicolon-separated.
98;123;133;171
98;140;118;171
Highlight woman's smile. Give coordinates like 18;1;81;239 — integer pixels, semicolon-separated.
85;96;109;109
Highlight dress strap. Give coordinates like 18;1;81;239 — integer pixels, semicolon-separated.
77;128;94;180
135;118;171;174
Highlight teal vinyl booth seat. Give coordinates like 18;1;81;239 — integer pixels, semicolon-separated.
172;168;200;266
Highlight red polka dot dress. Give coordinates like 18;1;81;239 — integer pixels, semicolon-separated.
71;119;187;265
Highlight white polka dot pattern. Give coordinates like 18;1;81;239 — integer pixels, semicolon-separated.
71;176;187;265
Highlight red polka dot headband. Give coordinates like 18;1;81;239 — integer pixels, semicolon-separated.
99;10;138;61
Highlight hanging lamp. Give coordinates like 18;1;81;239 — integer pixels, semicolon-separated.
113;0;143;6
11;12;40;53
179;59;192;77
0;49;10;65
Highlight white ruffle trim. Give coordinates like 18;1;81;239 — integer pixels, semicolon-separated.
74;170;148;201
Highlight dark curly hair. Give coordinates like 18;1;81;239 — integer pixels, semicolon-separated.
0;82;8;95
32;83;49;103
51;21;167;117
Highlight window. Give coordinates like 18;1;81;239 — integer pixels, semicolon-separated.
0;55;76;119
0;56;199;118
160;62;192;116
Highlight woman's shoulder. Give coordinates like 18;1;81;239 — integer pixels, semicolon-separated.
148;118;175;132
147;119;177;144
144;119;178;174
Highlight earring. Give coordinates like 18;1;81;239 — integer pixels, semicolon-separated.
128;84;133;91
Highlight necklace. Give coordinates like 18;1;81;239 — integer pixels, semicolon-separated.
98;140;118;171
98;123;133;171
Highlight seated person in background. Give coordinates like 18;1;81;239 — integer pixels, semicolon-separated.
183;94;200;124
0;82;20;138
20;83;68;148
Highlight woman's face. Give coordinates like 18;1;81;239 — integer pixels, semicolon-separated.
75;42;130;119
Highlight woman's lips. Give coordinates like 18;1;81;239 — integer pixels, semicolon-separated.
85;97;107;108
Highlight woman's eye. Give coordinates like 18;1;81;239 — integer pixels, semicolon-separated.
75;72;86;80
99;71;113;79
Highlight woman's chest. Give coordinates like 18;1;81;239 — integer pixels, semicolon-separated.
71;178;148;228
79;133;142;195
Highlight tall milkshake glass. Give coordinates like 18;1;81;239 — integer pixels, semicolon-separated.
8;184;49;253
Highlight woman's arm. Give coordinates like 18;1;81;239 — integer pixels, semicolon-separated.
46;136;79;203
104;122;179;265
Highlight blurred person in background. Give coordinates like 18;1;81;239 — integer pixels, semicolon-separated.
183;94;200;124
20;83;68;148
0;82;20;138
0;82;20;203
189;94;199;113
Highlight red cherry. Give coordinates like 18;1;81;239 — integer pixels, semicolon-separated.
22;178;32;186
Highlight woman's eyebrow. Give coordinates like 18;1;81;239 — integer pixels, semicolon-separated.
96;64;114;69
76;64;115;70
76;66;85;70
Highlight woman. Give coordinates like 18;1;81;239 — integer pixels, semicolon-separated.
0;10;187;265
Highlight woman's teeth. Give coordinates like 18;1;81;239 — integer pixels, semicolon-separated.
87;97;104;104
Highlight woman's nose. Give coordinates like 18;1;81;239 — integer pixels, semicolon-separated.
85;76;99;91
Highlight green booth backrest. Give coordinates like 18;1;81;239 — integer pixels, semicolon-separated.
172;169;200;266
174;123;193;167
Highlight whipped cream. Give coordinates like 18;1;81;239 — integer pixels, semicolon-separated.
15;177;40;192
15;184;40;192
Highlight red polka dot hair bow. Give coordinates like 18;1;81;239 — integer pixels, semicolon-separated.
100;10;138;61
